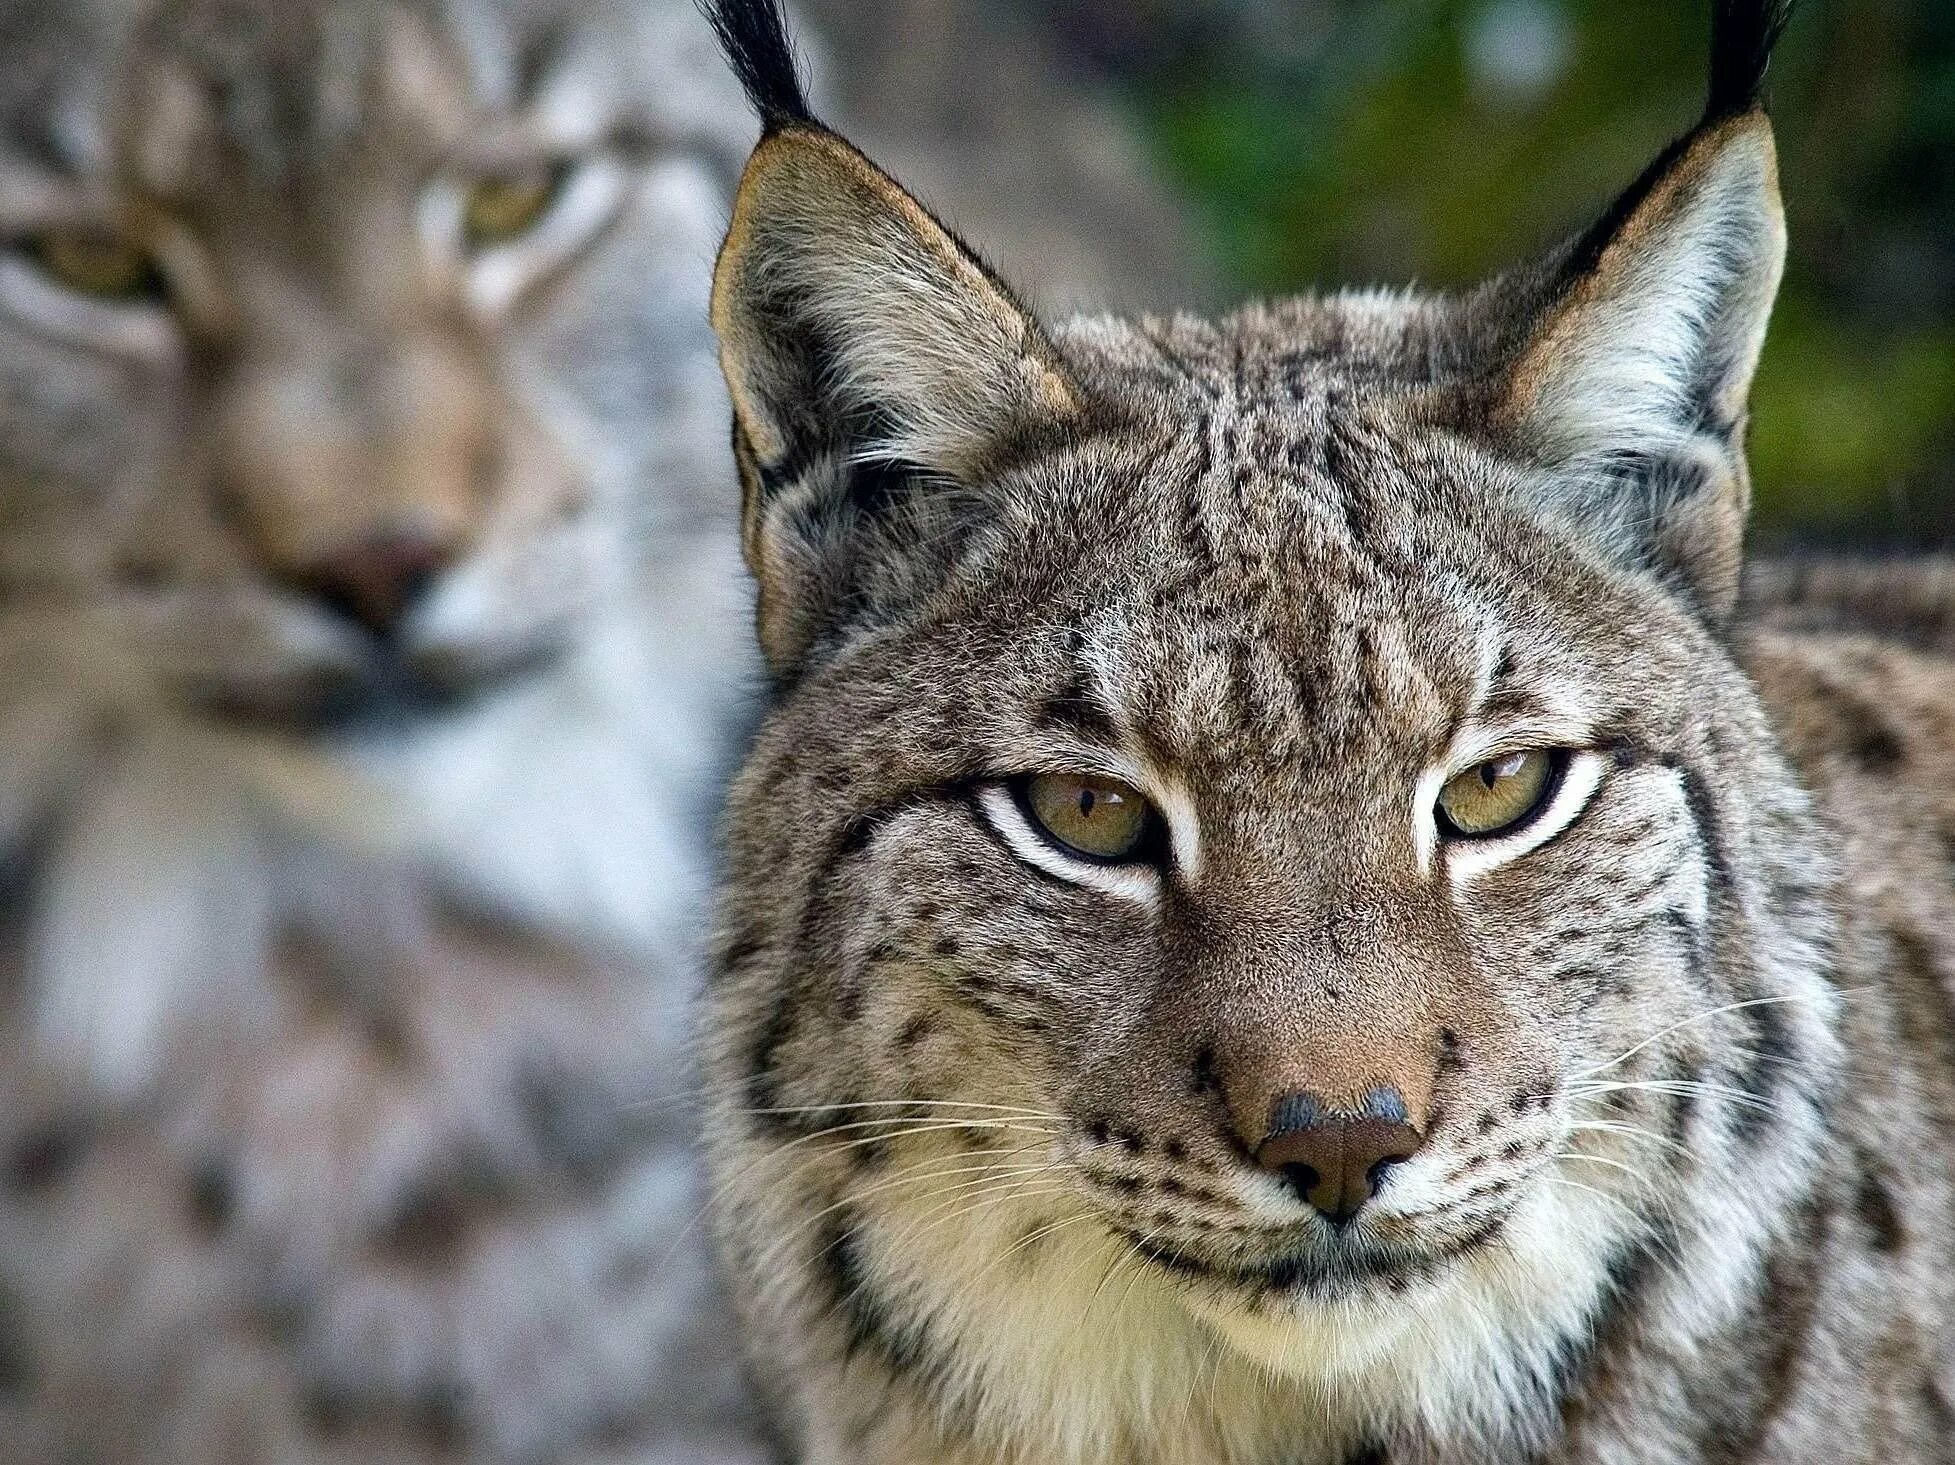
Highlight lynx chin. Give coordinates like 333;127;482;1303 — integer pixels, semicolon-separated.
697;1;1955;1462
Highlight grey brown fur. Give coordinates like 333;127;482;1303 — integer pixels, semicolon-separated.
0;1;764;1460
698;2;1955;1462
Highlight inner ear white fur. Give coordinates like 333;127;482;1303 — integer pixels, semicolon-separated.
712;129;1079;480
1512;117;1786;468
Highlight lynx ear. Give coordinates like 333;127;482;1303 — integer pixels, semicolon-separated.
704;2;1080;671
1501;1;1790;618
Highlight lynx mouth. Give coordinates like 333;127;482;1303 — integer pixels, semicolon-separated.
185;640;566;738
1120;1214;1508;1301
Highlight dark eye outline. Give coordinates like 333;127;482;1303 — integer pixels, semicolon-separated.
460;159;577;251
1007;774;1169;868
1434;748;1572;842
18;228;170;305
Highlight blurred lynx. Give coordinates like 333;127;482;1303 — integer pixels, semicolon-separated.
697;1;1955;1462
0;0;765;1460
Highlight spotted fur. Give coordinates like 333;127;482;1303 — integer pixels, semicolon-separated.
0;1;765;1460
699;2;1955;1462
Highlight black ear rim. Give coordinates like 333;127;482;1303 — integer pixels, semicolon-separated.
1707;0;1795;124
1562;1;1790;286
698;0;818;136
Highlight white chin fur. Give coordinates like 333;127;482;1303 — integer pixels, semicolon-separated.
1178;1180;1623;1440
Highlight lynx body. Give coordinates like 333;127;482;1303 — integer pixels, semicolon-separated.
697;3;1955;1461
0;1;761;1459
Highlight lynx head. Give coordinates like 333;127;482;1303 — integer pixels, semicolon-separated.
704;0;1841;1450
0;0;745;734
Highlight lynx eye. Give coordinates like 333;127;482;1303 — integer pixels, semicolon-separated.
27;228;165;302
462;161;570;248
1021;774;1156;863
1436;750;1561;839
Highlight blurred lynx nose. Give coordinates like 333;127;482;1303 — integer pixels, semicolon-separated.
297;526;456;637
214;332;494;631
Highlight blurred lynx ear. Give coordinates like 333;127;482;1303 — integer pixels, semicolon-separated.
1501;0;1791;618
703;0;1081;671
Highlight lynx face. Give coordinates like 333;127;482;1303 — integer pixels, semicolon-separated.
0;0;743;730
703;3;1846;1455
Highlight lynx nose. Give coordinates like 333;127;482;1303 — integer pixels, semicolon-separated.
302;530;454;638
1254;1087;1424;1224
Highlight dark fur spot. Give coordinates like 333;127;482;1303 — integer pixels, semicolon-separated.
187;1157;236;1235
1733;1001;1795;1141
1825;684;1909;770
715;934;765;980
1667;1086;1698;1149
932;936;960;958
302;1388;356;1437
5;1122;87;1194
1854;1170;1905;1253
818;1214;952;1400
745;994;801;1134
1921;1376;1955;1437
412;1382;468;1449
0;1287;30;1392
1190;1046;1221;1096
1675;765;1735;903
897;1014;935;1049
1034;677;1121;745
851;1137;890;1169
378;1184;471;1265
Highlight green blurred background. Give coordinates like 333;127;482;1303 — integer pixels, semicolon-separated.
1025;0;1955;549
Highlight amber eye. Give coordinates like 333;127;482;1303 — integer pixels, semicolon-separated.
28;228;165;301
461;162;569;248
1436;750;1561;839
1021;774;1158;863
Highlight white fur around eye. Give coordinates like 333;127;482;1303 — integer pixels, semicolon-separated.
0;253;176;360
1432;749;1609;883
425;154;625;318
975;784;1161;908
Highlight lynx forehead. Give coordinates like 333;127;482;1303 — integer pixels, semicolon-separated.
700;2;1955;1463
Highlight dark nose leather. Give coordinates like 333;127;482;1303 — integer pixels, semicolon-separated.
1255;1087;1424;1223
302;531;453;638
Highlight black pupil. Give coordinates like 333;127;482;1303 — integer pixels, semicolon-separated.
1480;764;1501;789
1078;789;1098;819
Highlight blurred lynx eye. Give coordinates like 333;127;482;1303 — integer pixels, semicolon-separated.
1436;749;1560;839
462;162;570;248
1022;774;1156;863
27;228;164;301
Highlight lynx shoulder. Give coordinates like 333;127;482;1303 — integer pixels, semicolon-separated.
697;1;1955;1461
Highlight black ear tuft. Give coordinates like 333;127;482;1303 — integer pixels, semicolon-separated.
1705;0;1793;123
698;0;817;134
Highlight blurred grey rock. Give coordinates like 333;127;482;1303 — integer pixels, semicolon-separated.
800;0;1220;315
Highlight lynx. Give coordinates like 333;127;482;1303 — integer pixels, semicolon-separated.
0;1;765;1460
698;2;1955;1462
